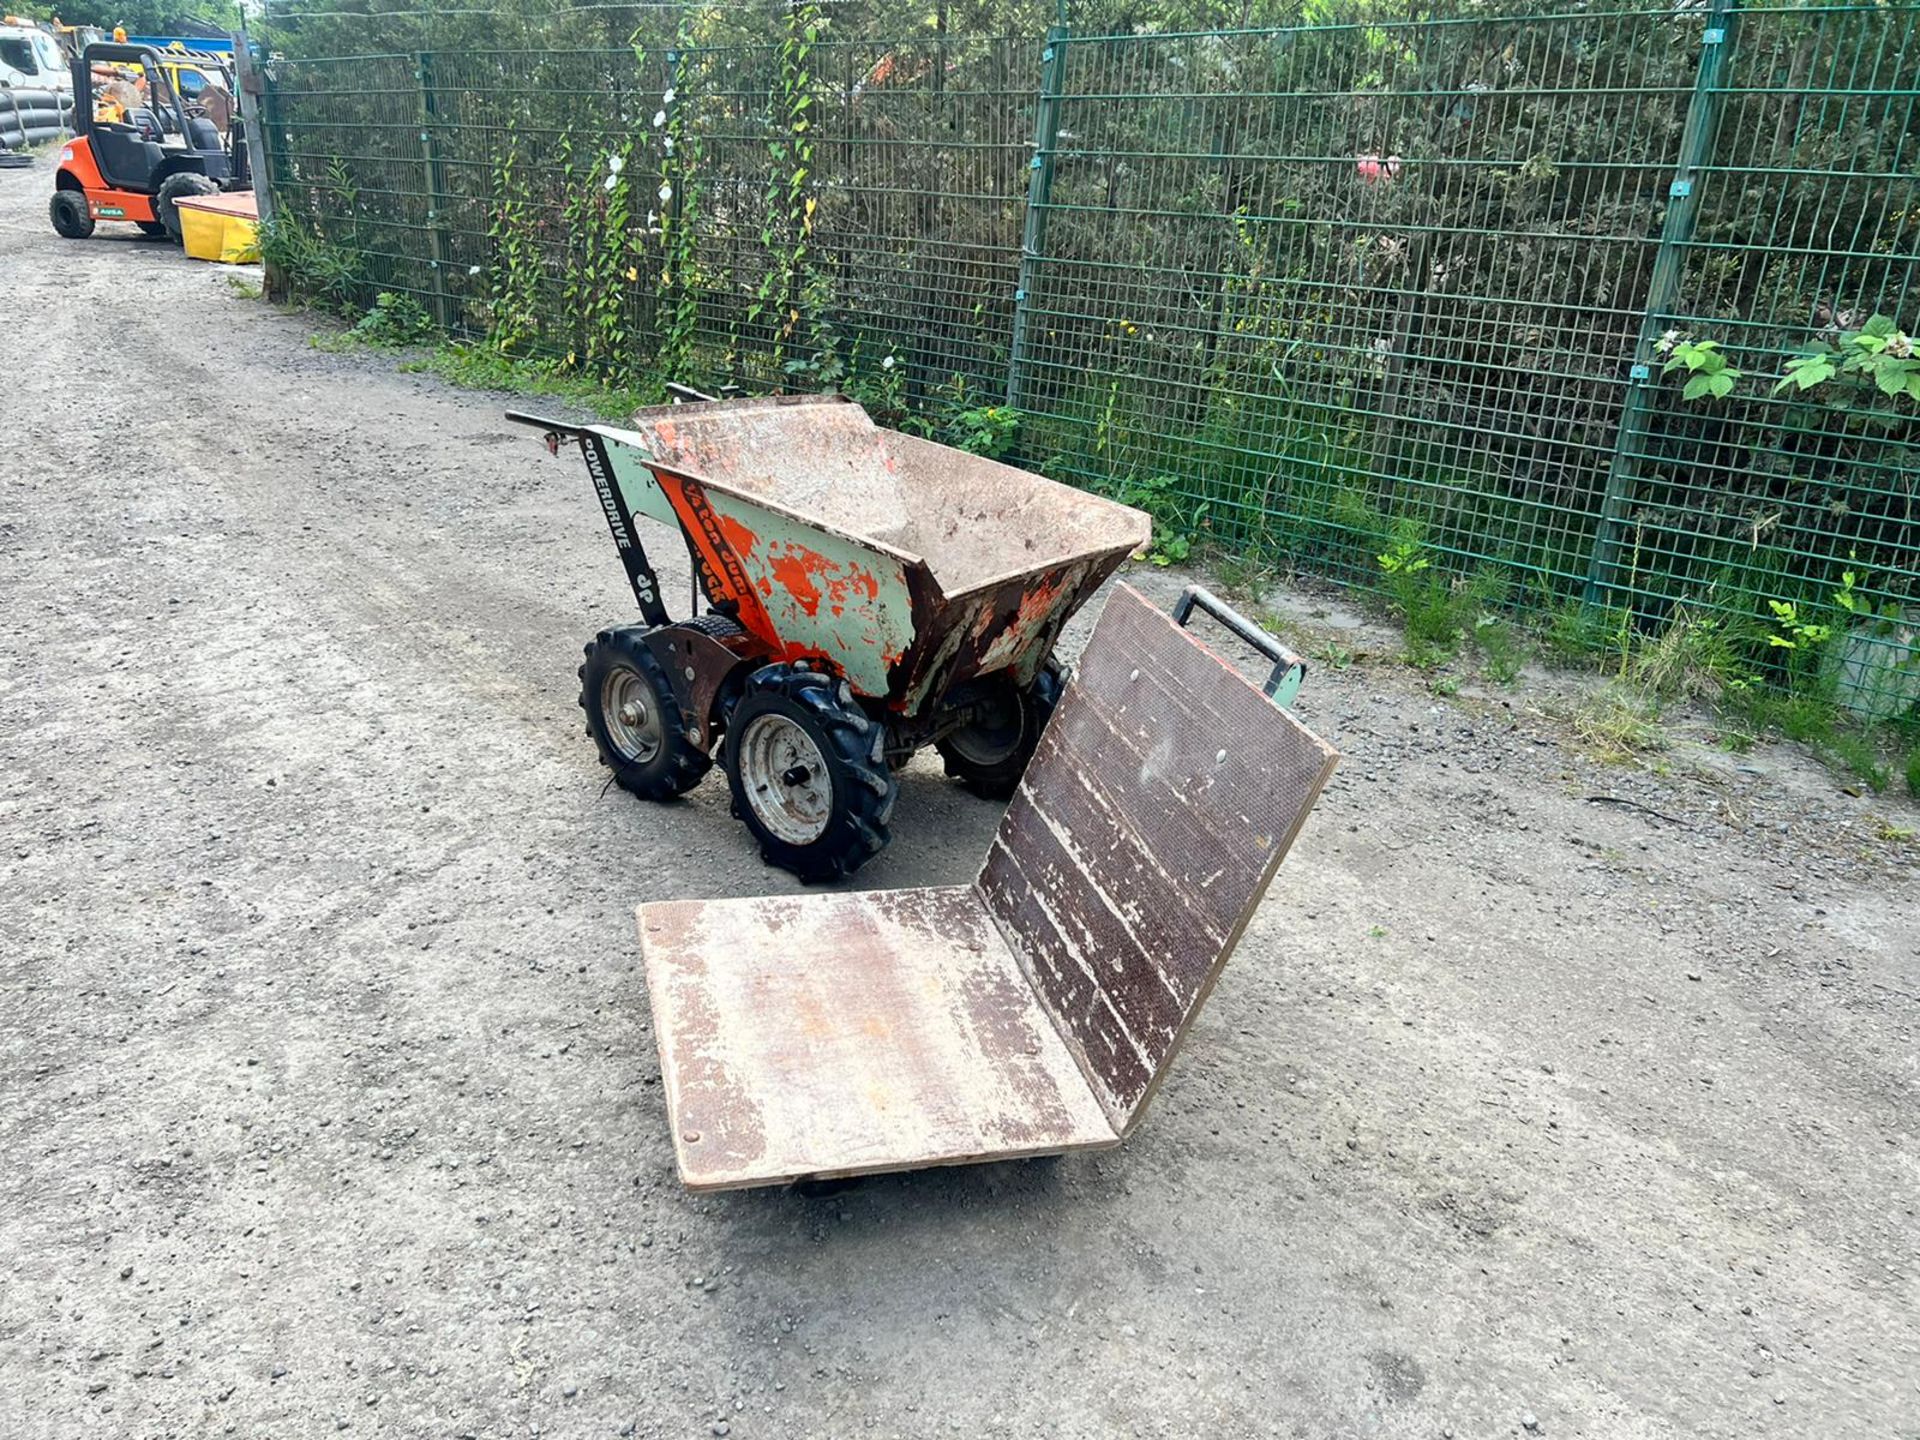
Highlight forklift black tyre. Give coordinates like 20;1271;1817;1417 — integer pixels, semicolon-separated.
154;172;218;242
136;219;169;238
50;192;94;240
725;664;896;883
578;626;712;800
936;658;1065;800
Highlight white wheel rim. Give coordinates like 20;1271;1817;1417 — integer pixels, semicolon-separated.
739;712;832;845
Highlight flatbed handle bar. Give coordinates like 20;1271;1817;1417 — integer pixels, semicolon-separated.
1171;584;1307;709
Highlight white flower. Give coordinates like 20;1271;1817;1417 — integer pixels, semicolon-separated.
881;355;896;370
662;135;674;153
647;210;658;226
604;173;619;191
659;183;673;202
467;265;481;276
662;87;675;105
606;153;624;175
652;109;666;127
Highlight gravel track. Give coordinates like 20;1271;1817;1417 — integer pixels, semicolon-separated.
1;167;1916;1439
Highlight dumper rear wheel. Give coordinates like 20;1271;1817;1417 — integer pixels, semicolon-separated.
936;658;1065;800
579;627;711;800
726;665;895;883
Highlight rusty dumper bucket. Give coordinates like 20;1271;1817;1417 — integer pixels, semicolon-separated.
514;395;1152;881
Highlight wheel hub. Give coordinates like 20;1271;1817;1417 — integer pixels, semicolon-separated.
947;692;1025;766
602;665;663;763
739;713;832;845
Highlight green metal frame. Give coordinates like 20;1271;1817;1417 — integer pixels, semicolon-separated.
1006;24;1067;412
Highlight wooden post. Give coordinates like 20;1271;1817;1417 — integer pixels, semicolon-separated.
231;33;283;297
231;33;275;224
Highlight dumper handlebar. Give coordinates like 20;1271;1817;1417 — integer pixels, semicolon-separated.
504;384;717;442
1171;585;1307;709
505;409;583;439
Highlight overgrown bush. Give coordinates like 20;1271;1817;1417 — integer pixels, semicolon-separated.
256;212;364;313
351;292;435;346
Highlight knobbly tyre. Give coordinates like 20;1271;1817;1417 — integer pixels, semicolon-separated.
511;394;1151;882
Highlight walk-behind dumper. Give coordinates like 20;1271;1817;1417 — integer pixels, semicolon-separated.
512;395;1152;881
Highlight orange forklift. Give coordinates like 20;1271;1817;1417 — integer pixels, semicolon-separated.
49;40;249;242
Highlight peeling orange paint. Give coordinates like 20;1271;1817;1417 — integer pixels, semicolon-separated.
1015;575;1067;630
716;513;760;561
768;548;828;617
660;474;778;644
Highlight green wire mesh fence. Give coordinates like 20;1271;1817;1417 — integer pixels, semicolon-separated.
259;1;1920;720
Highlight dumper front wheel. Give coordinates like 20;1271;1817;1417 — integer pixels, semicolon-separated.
936;659;1065;800
726;665;895;883
579;627;711;800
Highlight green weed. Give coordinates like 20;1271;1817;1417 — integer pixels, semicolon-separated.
1114;473;1204;566
942;402;1020;460
1716;725;1757;754
1626;608;1759;703
1314;639;1356;671
1376;527;1508;670
257;210;364;313
1541;596;1615;667
399;342;664;421
1475;611;1529;685
1570;688;1667;762
1828;731;1890;792
351;292;436;347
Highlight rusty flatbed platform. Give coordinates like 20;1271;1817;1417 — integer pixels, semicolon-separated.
637;585;1340;1191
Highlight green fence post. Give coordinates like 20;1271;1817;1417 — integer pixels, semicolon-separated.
1005;24;1068;411
1584;0;1741;607
414;51;454;333
663;48;684;242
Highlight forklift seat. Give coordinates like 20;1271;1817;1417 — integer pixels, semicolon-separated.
92;122;162;189
636;584;1341;1190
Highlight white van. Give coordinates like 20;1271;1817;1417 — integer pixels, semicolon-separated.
0;23;70;93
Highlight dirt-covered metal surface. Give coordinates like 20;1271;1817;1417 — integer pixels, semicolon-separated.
639;888;1116;1191
979;586;1340;1135
1;173;1916;1439
638;589;1336;1190
617;396;1151;597
591;397;1151;709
